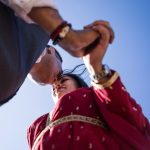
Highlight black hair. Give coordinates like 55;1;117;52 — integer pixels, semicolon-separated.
63;73;88;88
59;64;89;88
46;45;63;62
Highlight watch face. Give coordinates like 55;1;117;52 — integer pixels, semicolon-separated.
92;65;111;81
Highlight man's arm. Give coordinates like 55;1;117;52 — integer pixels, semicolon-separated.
28;7;99;57
1;0;99;57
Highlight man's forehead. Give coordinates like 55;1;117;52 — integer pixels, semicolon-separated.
35;48;47;63
35;46;56;64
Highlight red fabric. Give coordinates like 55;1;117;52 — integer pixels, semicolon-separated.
27;77;150;150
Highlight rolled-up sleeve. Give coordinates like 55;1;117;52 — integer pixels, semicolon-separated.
0;0;57;23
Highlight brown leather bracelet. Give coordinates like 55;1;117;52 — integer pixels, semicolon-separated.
50;21;72;45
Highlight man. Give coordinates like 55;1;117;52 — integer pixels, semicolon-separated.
28;45;63;85
0;1;99;105
1;0;99;56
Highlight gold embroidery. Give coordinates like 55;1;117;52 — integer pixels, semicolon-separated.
32;115;107;150
91;71;119;89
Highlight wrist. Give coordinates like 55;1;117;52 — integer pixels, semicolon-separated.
50;21;72;45
59;29;86;57
28;7;64;34
90;64;112;84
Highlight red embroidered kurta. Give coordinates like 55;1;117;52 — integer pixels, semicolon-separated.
27;73;150;150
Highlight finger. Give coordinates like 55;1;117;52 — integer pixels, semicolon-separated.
92;25;114;44
84;20;110;29
91;25;110;48
106;26;114;44
94;24;114;43
96;24;114;43
100;25;114;43
84;20;114;43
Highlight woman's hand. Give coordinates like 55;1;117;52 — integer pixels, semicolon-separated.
82;20;114;75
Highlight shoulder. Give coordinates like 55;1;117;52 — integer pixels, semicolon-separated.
27;113;49;147
28;113;49;134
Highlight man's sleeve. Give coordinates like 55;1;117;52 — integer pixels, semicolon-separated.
0;2;49;102
0;0;57;23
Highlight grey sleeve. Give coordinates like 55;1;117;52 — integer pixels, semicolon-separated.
0;2;49;104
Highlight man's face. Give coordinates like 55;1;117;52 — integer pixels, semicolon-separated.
29;46;62;85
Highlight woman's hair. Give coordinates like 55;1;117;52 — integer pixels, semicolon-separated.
60;64;89;88
64;73;88;88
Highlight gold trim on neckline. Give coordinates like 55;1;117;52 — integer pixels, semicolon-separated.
32;114;107;150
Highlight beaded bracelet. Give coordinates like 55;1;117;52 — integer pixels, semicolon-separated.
50;21;72;45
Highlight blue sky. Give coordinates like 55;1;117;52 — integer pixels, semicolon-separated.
0;0;150;149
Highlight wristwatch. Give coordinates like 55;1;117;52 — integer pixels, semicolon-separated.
91;64;111;83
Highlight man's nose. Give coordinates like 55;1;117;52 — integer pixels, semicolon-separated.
56;82;61;88
53;80;61;89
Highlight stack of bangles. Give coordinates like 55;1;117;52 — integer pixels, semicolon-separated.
50;21;72;45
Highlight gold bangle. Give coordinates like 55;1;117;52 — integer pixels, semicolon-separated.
90;64;111;83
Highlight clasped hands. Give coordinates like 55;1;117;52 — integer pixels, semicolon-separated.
59;20;114;58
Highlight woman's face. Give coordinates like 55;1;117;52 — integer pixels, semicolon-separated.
52;75;79;100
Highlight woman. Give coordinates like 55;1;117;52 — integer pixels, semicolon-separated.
27;21;150;150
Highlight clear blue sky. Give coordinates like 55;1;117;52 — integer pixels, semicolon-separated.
0;0;150;149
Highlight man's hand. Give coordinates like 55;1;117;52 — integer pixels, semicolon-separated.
84;20;114;44
58;28;99;57
82;20;114;75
